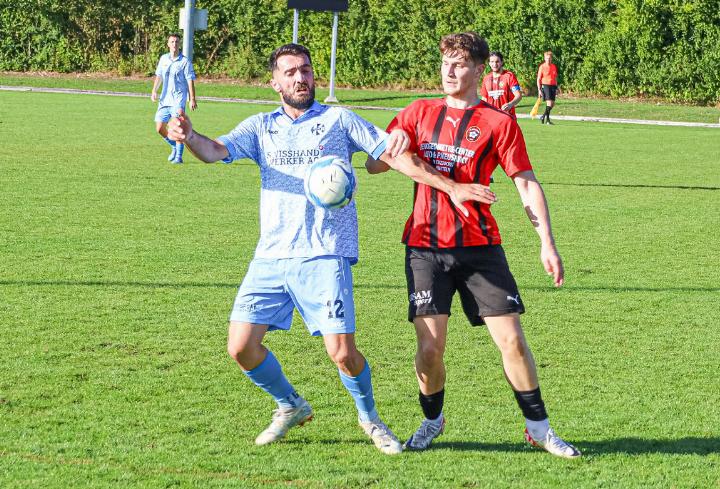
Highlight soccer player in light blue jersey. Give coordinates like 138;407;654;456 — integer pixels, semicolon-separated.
151;33;197;164
167;43;496;454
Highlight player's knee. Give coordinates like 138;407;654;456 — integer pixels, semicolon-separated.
417;342;445;368
499;334;528;360
227;339;253;365
329;348;363;373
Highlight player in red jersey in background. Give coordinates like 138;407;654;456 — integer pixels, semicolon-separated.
480;51;522;117
536;50;559;124
365;32;581;458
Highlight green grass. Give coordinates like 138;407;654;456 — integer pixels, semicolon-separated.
2;72;720;123
1;90;719;488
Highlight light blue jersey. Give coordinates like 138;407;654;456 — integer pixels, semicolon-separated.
155;53;196;108
218;101;388;263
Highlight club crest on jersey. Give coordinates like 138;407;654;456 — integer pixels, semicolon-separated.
311;123;325;136
465;126;481;142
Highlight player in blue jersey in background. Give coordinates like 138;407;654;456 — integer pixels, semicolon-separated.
167;43;496;454
151;33;197;164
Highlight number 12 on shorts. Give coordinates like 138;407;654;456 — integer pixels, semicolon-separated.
326;299;345;319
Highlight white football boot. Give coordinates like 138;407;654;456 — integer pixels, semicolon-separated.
255;399;313;446
359;416;403;455
524;427;581;458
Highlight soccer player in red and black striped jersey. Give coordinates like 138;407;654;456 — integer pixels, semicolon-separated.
480;51;522;117
366;32;581;458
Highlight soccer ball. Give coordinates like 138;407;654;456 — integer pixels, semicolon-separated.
304;155;357;209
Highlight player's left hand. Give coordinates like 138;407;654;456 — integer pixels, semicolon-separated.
386;129;411;158
190;98;197;111
501;102;512;111
540;243;564;287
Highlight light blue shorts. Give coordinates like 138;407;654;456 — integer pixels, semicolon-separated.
154;105;183;123
230;256;356;336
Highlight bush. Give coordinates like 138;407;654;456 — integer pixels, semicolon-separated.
1;0;718;104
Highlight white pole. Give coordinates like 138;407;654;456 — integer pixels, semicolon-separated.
324;11;339;103
183;0;196;62
293;9;299;43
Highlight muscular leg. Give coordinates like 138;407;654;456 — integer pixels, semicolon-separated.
485;315;581;457
485;314;549;438
484;314;538;391
227;320;269;370
156;120;177;160
403;315;448;450
324;333;376;422
228;321;302;409
155;121;168;137
413;315;449;395
323;332;366;376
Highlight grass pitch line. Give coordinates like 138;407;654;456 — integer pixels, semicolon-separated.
3;84;719;128
519;113;720;128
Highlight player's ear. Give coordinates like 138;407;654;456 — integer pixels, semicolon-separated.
269;77;282;94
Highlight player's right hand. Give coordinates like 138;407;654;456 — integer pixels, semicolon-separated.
448;183;497;217
168;109;193;143
151;92;157;102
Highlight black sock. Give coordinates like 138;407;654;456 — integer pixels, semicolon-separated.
419;389;445;420
544;106;551;118
513;387;548;421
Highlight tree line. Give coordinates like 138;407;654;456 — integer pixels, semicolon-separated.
2;0;718;104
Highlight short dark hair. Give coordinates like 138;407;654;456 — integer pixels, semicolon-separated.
168;33;181;41
439;32;489;65
268;43;313;72
489;51;504;62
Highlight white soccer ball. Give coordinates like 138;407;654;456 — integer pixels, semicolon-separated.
304;155;357;209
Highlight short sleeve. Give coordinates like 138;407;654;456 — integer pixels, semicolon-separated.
508;72;521;91
184;60;196;80
495;118;533;177
217;115;262;164
385;100;423;154
155;56;164;77
480;77;490;101
340;109;389;160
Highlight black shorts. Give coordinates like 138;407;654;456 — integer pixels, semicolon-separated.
541;84;557;101
405;246;524;326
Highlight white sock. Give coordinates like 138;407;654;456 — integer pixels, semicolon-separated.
526;418;550;440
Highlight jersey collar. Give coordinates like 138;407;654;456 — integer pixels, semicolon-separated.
271;100;325;123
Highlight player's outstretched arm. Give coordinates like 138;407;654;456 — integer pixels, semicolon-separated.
513;170;564;287
365;155;390;174
167;109;229;163
378;151;497;216
365;128;411;173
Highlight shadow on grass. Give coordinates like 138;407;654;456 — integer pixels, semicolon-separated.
0;280;718;294
265;437;720;456
543;182;720;191
431;437;720;455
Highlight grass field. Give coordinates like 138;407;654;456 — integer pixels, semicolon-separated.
1;89;719;488
2;72;720;123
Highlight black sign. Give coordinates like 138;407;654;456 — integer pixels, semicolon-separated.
287;1;349;12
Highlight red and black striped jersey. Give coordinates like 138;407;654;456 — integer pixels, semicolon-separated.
387;98;533;249
480;70;521;116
